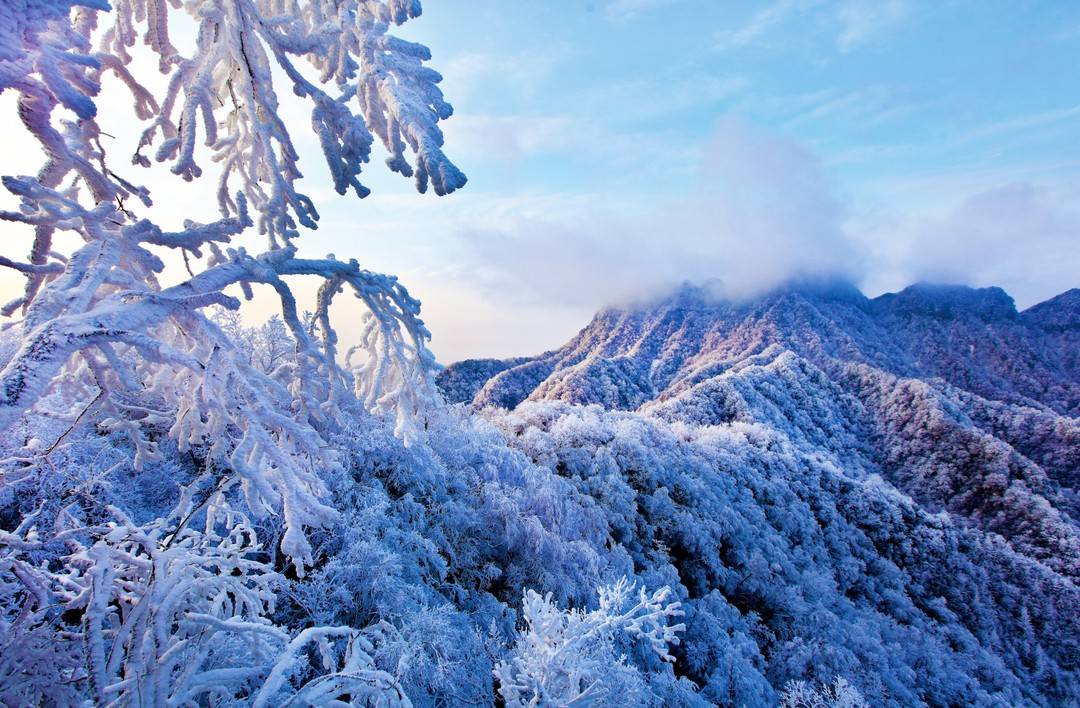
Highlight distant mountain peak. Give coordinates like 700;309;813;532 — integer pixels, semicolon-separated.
766;273;868;306
872;282;1018;321
643;274;867;310
1024;288;1080;330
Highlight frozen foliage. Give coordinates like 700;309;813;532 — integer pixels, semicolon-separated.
779;677;868;708
1;351;701;704
494;578;685;706
0;0;468;704
484;399;1078;705
1;496;409;705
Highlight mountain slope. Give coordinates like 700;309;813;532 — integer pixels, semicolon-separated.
436;279;1079;704
5;279;1076;706
439;281;1080;579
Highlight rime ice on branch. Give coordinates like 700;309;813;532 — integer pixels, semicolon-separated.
0;0;463;566
494;578;686;706
0;1;462;703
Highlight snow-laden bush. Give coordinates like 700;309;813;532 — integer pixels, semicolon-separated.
0;493;411;705
780;677;868;708
494;578;685;707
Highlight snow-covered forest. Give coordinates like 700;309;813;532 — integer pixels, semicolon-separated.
0;1;1077;706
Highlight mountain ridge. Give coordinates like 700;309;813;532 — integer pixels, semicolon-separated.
440;279;1079;416
440;279;1080;584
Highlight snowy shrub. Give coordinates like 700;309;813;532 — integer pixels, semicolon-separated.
494;578;685;707
0;495;411;705
780;677;868;708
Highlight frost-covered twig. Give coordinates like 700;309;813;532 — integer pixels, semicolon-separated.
115;0;465;246
494;578;685;706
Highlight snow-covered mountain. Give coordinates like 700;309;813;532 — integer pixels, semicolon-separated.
441;280;1080;573
442;279;1079;417
434;279;1079;704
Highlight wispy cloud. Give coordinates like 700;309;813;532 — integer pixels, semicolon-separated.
577;73;746;124
958;105;1080;144
715;0;806;51
785;85;916;127
604;0;679;23
715;0;910;52
439;48;572;107
835;0;910;52
443;112;694;172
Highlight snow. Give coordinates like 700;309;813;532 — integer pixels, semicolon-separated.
0;1;1076;706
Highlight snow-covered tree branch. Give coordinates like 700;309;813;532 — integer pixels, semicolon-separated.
0;0;460;568
0;1;463;703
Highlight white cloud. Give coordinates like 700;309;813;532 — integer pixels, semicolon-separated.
450;117;1080;329
454;116;857;309
888;183;1080;308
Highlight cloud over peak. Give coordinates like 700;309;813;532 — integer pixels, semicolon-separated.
455;116;857;308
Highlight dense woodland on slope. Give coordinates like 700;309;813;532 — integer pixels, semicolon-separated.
0;0;1076;705
436;280;1080;705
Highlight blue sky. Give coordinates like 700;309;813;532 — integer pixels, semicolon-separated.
415;0;1080;199
2;0;1080;361
365;0;1080;360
